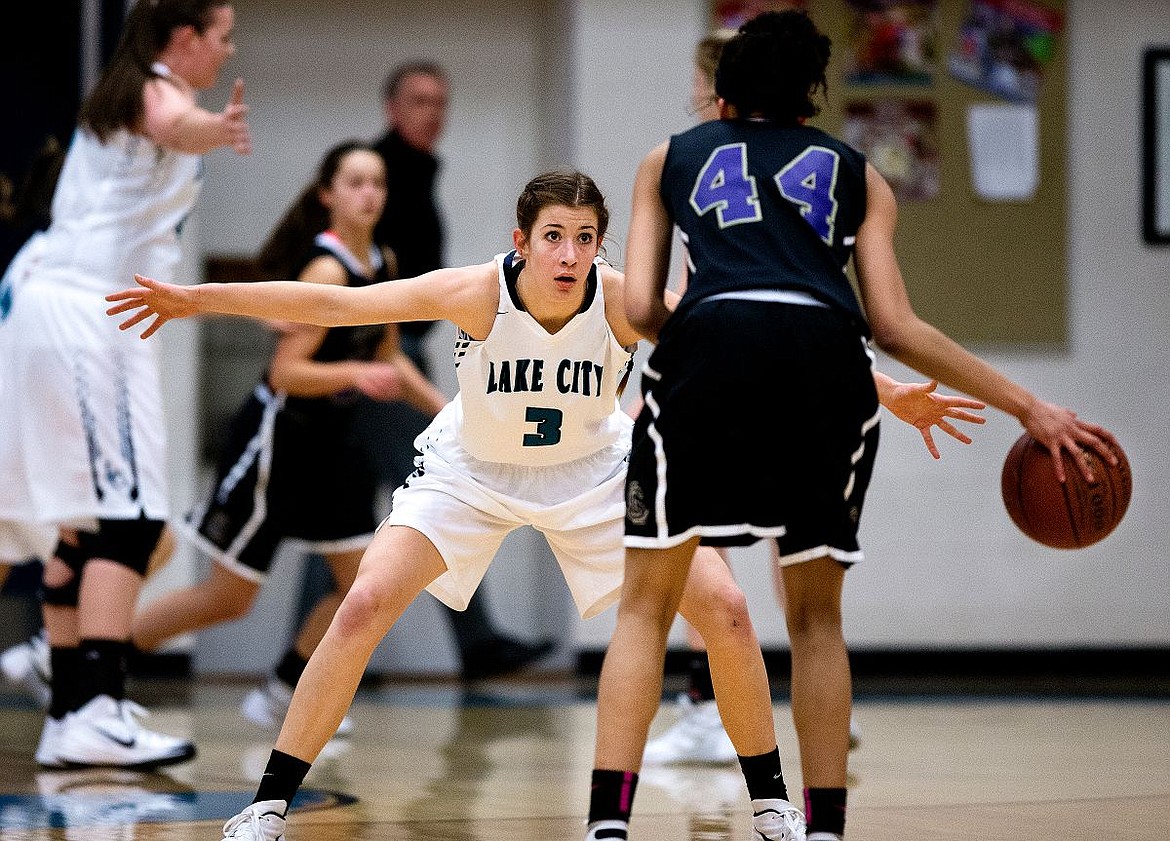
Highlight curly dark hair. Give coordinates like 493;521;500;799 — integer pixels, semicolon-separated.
714;10;832;123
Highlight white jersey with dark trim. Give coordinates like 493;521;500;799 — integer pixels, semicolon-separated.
33;124;202;295
447;251;633;467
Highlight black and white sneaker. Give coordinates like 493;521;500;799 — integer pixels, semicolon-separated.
584;819;628;840
751;798;806;841
55;695;196;770
222;799;287;841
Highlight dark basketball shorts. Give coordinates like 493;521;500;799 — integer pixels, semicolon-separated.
624;297;880;565
185;386;378;581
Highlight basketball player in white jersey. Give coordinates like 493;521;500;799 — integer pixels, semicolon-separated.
110;168;985;841
108;170;796;840
0;0;250;770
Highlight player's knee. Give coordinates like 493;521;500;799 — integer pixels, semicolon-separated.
41;539;88;607
784;599;843;645
692;579;753;640
145;526;176;578
77;517;166;576
712;581;752;632
207;587;257;622
41;540;86;607
333;580;387;638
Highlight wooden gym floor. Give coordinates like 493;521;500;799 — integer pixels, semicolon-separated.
0;677;1168;840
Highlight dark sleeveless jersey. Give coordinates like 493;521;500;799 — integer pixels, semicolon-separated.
273;231;392;419
661;119;870;333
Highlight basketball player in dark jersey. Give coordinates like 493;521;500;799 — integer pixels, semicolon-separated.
588;11;1119;841
128;141;444;736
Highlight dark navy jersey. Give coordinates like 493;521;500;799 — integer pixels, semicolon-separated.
272;231;392;418
661;119;870;332
303;232;391;366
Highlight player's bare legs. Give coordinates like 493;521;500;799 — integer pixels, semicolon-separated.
594;539;699;770
132;562;261;651
782;555;850;787
677;546;775;757
274;525;446;763
289;546;363;657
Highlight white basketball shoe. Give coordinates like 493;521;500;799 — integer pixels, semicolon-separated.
584;819;628;840
0;631;52;708
35;715;67;768
643;695;737;765
222;799;287;841
750;798;806;841
55;695;196;769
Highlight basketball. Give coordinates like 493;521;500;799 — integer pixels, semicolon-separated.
1000;432;1132;549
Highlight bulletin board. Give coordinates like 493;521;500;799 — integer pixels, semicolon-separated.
710;0;1068;347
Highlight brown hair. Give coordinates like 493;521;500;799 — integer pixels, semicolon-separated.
79;0;232;141
515;171;609;241
256;140;381;280
694;28;736;86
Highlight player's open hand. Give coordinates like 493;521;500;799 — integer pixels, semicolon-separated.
105;275;198;338
883;379;987;459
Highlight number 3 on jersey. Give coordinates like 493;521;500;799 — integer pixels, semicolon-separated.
523;406;563;447
691;142;839;244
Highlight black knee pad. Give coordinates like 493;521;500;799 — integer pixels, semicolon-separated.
77;517;166;576
41;540;86;607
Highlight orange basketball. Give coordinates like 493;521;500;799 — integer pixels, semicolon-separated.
1000;432;1132;549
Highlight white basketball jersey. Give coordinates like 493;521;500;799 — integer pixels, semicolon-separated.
449;252;634;467
34;121;202;295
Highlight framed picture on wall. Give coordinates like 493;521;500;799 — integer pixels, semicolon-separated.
713;0;806;29
947;0;1063;103
1143;47;1170;245
842;99;940;201
844;0;938;87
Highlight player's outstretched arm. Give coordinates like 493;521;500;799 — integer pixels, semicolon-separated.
874;372;985;459
106;274;372;338
106;266;480;339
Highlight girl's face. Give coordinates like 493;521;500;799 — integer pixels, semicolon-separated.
320;150;388;233
514;203;602;304
181;4;237;90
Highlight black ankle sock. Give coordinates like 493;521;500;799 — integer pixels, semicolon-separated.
804;786;847;837
77;638;129;705
48;646;82;719
738;746;789;801
254;749;312;808
273;648;309;689
588;768;638;827
686;652;715;702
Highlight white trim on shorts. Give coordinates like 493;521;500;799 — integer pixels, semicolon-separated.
181;384;282;583
702;289;828;307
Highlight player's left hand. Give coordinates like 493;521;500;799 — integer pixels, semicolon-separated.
884;379;986;459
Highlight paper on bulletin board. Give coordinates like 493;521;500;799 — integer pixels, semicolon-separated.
966;103;1037;201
